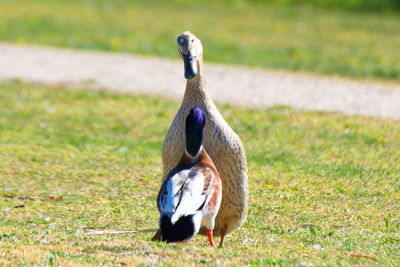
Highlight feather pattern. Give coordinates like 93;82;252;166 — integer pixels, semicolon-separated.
159;167;214;225
157;108;222;245
157;150;221;243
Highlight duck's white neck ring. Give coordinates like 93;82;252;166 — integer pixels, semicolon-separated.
185;145;203;160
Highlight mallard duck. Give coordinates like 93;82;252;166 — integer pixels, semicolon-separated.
154;31;248;248
156;108;222;247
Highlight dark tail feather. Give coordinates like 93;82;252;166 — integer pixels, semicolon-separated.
160;215;196;243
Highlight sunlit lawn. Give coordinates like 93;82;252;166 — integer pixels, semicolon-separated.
0;0;400;81
0;80;399;265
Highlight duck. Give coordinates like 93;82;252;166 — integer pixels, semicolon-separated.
153;31;248;248
156;108;222;247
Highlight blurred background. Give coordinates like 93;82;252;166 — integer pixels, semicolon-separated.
1;0;399;81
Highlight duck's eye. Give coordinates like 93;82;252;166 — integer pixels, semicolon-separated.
191;39;194;43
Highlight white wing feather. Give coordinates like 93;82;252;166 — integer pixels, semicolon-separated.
159;167;213;225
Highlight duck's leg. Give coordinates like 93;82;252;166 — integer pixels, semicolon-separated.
218;224;228;248
151;228;162;241
206;228;216;247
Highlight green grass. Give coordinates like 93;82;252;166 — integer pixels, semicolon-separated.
0;80;399;265
1;0;400;81
260;0;400;12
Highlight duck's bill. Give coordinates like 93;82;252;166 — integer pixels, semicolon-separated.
183;53;198;79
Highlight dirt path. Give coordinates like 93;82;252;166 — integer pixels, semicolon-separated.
1;43;399;119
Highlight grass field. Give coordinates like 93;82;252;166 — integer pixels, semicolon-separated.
0;80;399;265
0;0;400;82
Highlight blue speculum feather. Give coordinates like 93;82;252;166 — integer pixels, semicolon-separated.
185;108;205;157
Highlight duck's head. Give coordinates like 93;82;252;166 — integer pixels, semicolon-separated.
177;31;203;80
185;108;206;157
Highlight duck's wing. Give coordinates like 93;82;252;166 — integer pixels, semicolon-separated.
158;167;214;224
